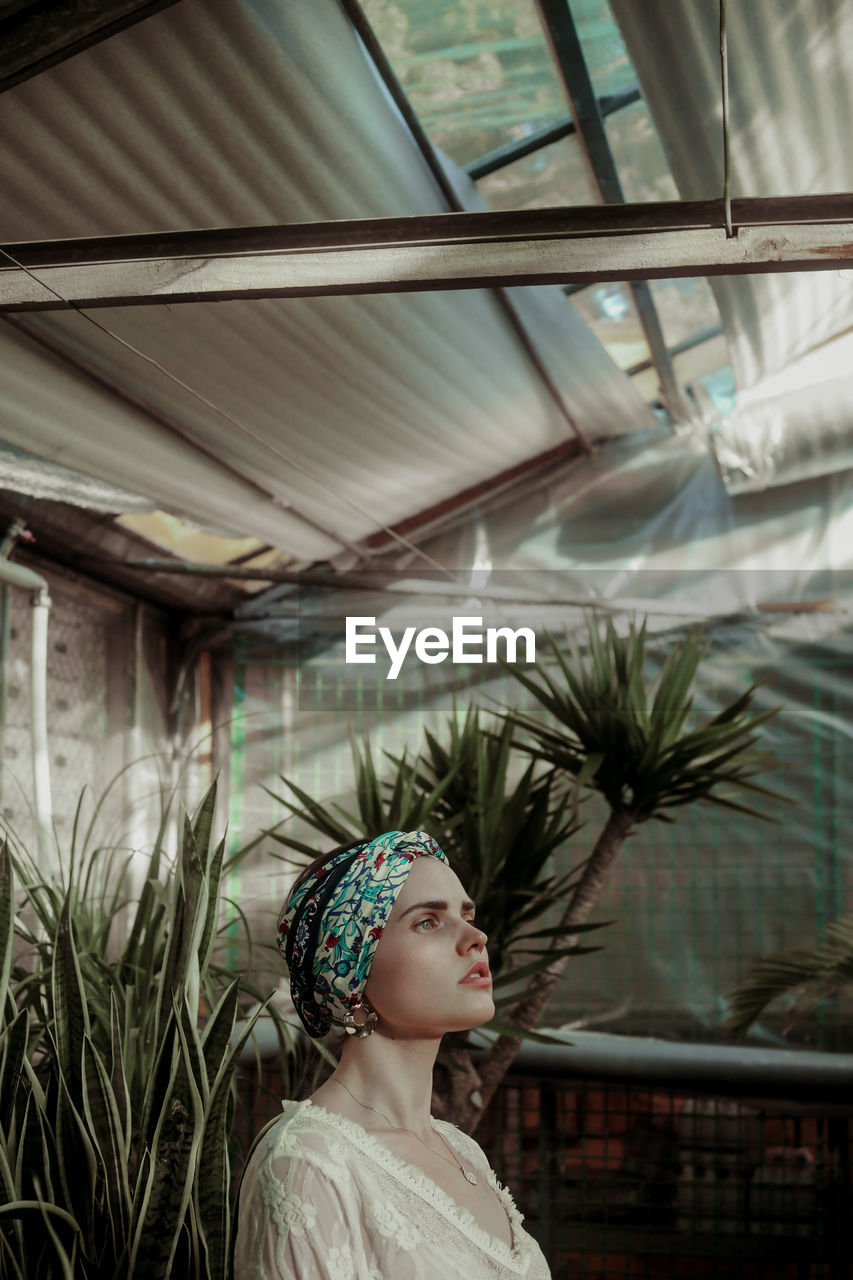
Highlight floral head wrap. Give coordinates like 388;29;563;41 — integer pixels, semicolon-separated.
276;829;447;1037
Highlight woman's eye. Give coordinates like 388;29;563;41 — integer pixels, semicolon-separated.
414;917;438;931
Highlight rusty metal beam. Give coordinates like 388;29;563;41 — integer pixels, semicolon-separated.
1;196;852;311
0;0;181;94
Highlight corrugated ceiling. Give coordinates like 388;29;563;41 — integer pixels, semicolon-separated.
0;0;652;562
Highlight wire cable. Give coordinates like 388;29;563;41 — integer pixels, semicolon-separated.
720;0;734;238
0;242;454;575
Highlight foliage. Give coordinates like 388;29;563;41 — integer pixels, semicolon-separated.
0;781;295;1280
266;704;603;1020
506;619;784;823
461;617;788;1125
726;914;853;1039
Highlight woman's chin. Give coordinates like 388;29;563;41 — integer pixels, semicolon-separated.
460;998;496;1030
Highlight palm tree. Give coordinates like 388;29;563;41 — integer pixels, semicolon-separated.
725;914;853;1038
470;618;786;1125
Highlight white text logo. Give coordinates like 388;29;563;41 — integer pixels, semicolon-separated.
345;616;536;680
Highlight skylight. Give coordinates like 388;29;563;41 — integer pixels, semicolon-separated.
363;0;733;420
366;0;572;168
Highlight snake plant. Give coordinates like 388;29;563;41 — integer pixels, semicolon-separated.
0;781;289;1279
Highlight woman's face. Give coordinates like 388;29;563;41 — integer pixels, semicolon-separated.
364;856;494;1039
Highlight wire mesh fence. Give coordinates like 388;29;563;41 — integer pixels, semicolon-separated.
476;1072;852;1279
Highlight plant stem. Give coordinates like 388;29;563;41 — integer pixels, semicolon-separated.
459;805;638;1133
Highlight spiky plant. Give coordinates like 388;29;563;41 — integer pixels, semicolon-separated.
725;914;853;1039
470;617;786;1121
0;781;297;1279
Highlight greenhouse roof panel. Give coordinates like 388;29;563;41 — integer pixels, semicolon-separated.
365;0;573;168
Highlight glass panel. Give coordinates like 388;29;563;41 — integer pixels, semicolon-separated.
569;0;637;97
604;98;680;202
476;134;597;210
365;0;571;168
649;277;722;348
630;365;660;403
673;336;734;403
570;282;651;371
694;362;737;417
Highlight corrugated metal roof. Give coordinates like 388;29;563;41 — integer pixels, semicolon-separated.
0;0;652;561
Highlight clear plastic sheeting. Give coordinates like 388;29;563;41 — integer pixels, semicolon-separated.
711;344;853;495
410;429;853;611
226;592;852;1051
223;430;853;1051
611;0;853;492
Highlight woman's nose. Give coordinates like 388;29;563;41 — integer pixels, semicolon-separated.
462;921;488;951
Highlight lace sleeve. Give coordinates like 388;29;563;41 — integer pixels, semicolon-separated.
233;1121;379;1280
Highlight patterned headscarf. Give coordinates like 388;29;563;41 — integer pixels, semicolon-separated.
277;829;447;1037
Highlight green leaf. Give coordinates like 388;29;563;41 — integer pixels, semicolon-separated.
129;998;205;1277
191;782;218;877
51;895;92;1101
725;912;853;1038
491;947;602;988
476;1017;573;1046
81;1034;131;1259
198;836;227;981
54;1070;98;1250
199;980;238;1084
108;991;132;1154
0;1008;28;1136
196;997;268;1279
0;843;13;1024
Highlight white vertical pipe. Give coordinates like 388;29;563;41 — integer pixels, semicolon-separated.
30;587;53;865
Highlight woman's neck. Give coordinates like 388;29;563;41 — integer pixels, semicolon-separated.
317;1031;440;1139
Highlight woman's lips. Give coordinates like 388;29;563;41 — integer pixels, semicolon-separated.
460;960;492;987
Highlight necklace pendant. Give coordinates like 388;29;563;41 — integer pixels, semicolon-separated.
462;1169;478;1185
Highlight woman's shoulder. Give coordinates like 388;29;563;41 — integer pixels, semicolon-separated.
241;1100;365;1210
254;1098;339;1148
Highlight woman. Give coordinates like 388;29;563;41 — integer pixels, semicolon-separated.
233;829;551;1279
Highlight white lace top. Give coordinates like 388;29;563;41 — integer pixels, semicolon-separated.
233;1099;551;1279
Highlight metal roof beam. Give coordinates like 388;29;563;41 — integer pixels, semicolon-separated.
626;323;724;378
2;196;852;311
467;87;641;181
0;0;181;94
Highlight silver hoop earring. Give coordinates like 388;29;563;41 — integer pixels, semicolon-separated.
342;996;378;1038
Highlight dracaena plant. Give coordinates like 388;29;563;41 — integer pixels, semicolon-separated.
468;617;787;1125
725;914;853;1039
266;704;604;1130
0;781;296;1280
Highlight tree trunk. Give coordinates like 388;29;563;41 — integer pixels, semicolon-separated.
452;804;638;1133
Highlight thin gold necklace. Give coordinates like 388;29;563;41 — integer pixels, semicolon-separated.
328;1077;478;1185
